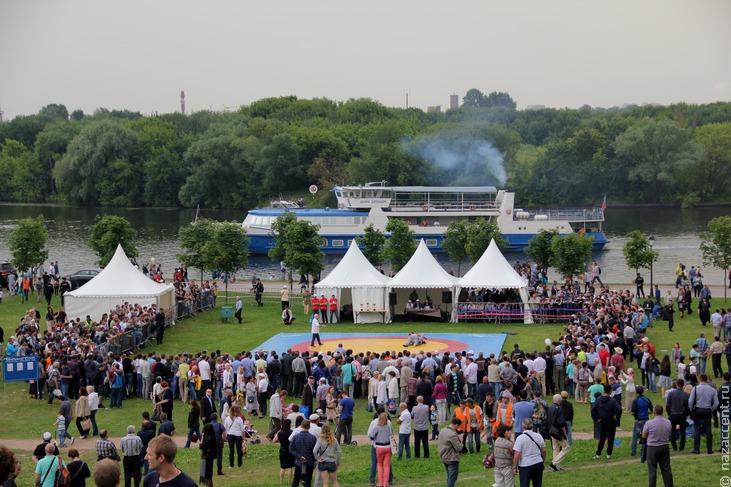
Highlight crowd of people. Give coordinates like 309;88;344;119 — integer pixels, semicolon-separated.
3;260;731;487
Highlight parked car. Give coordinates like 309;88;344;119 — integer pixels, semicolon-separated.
66;269;101;289
0;261;17;289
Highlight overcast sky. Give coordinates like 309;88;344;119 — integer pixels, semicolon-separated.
1;0;729;119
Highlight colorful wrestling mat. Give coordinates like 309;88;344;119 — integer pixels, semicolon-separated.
253;333;508;357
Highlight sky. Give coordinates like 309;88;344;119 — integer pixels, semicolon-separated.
1;0;730;119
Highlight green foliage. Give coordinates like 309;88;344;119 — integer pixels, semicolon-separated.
465;218;506;265
2;98;731;209
614;118;703;203
0;140;32;201
462;88;488;108
383;219;416;272
88;215;138;265
7;215;48;272
178;218;217;274
201;221;250;297
441;220;470;276
551;232;594;279
622;230;659;273
700;216;731;300
269;212;325;277
526;229;558;270
356;224;386;267
53;119;138;205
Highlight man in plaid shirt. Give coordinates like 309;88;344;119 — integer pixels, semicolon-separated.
695;333;711;374
96;429;121;462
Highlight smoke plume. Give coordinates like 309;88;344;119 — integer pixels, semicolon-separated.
403;130;506;187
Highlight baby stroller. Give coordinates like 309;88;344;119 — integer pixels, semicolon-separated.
242;419;261;444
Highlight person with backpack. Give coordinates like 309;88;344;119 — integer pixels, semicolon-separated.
34;443;66;487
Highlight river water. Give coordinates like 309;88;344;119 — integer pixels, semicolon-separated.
0;204;727;287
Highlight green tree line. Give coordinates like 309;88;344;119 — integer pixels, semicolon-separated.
1;93;731;208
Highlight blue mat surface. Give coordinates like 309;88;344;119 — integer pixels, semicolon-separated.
253;332;508;358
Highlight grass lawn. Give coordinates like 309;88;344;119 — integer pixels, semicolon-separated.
1;289;730;486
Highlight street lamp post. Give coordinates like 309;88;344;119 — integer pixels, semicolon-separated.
648;235;655;300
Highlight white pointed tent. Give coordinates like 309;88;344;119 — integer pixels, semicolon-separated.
64;245;176;321
456;239;532;323
388;239;458;321
315;240;392;323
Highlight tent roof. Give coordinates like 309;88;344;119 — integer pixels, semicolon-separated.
316;240;391;289
458;239;527;289
389;240;457;289
66;245;174;298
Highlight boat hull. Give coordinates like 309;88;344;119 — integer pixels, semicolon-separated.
247;231;608;255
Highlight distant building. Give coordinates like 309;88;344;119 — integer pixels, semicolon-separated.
427;105;442;113
450;94;459;109
526;104;545;110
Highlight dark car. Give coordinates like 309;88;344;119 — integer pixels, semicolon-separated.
0;261;17;289
66;269;101;289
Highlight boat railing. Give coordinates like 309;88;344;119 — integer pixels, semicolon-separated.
522;208;604;221
389;201;499;212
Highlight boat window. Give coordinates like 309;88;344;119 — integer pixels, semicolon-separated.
332;240;344;247
335;191;341;197
347;239;353;246
426;239;438;247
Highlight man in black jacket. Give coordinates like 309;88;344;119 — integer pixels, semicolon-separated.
200;388;216;424
665;379;689;451
546;394;570;471
592;384;622;459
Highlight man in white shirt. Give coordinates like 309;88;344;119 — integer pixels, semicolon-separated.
198;357;211;391
533;353;547;396
513;418;546;486
463;356;478;399
397;402;412;460
310;314;322;347
234;297;243;324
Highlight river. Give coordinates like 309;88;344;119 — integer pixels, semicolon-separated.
0;204;727;287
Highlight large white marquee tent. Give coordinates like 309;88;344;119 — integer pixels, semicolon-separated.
456;238;532;323
315;240;392;323
388;239;458;320
64;245;176;321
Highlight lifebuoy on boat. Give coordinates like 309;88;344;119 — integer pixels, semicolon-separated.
422;220;428;227
422;205;428;212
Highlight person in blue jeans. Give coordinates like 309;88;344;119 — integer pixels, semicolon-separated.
630;385;653;457
110;365;125;409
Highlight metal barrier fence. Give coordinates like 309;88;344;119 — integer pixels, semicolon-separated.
457;302;581;324
176;292;215;319
104;303;179;355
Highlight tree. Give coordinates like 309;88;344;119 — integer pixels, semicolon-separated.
200;221;250;301
269;212;325;280
485;91;517;109
526;229;558;270
178;218;217;283
550;233;594;280
357;224;386;267
88;215;138;266
465;218;507;265
7;215;48;273
441;220;470;276
614;118;703;203
700;216;731;301
53;119;138;205
693;123;731;199
383;219;416;273
462;89;487;108
622;230;659;273
257;133;301;196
